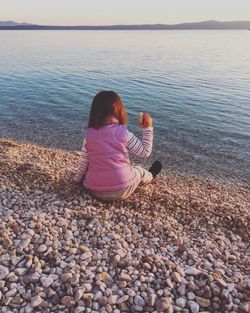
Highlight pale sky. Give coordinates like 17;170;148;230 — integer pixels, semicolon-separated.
1;0;250;26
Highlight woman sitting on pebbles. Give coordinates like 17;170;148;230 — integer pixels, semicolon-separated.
73;90;162;201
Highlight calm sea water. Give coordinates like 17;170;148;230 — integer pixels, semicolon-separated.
0;30;249;184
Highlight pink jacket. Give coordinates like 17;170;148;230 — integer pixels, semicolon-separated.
83;124;138;191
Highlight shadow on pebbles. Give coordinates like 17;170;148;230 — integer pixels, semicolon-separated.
0;137;249;313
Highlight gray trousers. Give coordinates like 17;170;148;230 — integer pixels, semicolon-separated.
92;166;153;201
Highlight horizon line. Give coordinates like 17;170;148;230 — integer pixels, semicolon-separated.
1;19;250;27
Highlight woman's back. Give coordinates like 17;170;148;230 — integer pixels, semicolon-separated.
84;124;138;191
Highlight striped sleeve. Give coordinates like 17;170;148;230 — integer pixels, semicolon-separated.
74;138;89;180
127;127;153;158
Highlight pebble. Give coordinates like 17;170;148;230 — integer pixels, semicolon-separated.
75;288;84;301
157;297;172;310
37;244;47;254
82;293;94;301
127;288;136;297
61;295;75;307
117;295;129;304
82;283;92;292
147;293;157;306
196;296;211;308
0;137;249;313
188;300;200;313
0;265;9;280
5;288;17;297
133;304;144;311
75;307;85;313
176;297;187;308
240;303;250;313
216;278;228;288
60;272;72;283
97;295;107;306
0;280;5;288
178;284;186;296
185;267;201;276
119;273;132;282
99;272;114;285
187;291;196;300
134;295;145;306
41;277;53;288
64;230;73;240
31;295;43;307
15;268;26;276
166;278;174;289
81;252;92;260
108;295;118;305
172;272;182;283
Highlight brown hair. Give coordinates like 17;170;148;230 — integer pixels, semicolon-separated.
88;91;127;128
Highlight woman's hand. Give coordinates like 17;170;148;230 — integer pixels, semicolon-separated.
73;174;83;183
138;112;153;128
71;169;83;184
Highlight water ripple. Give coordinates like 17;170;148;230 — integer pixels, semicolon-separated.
0;30;250;183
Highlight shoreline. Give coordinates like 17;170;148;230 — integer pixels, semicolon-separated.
0;136;249;312
1;134;249;189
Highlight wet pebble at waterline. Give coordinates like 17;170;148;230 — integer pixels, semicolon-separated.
0;137;249;313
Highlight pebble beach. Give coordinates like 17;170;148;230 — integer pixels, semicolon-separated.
0;137;249;313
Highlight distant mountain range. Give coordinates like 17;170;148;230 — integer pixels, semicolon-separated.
0;21;33;27
0;20;250;30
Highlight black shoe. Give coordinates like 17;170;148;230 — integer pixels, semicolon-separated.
148;160;162;178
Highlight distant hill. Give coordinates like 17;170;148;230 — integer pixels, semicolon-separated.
0;20;250;30
0;21;33;27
